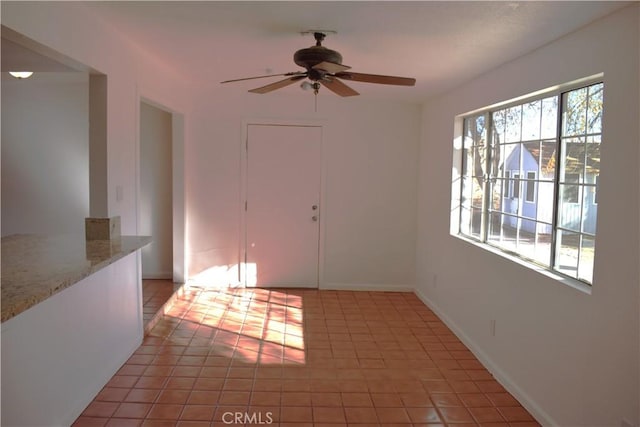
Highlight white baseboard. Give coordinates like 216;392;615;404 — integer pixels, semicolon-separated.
413;288;554;427
142;272;173;280
321;282;414;292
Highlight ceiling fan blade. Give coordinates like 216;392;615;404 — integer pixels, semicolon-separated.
335;72;416;86
312;61;351;74
221;72;304;84
320;78;359;97
248;75;307;94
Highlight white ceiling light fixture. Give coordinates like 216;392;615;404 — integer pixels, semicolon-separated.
9;71;34;79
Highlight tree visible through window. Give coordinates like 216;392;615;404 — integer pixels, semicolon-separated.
457;81;603;284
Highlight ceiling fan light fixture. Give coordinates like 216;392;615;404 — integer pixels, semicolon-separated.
9;71;34;79
220;31;416;98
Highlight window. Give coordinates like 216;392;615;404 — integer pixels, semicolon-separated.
457;81;603;284
525;171;536;203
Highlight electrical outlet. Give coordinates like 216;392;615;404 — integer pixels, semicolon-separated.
432;274;438;288
490;319;496;337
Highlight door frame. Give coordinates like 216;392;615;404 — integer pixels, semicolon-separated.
135;95;187;283
239;118;327;288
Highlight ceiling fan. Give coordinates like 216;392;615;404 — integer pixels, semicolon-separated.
220;31;416;97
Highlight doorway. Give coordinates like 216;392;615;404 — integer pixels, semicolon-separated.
244;124;323;288
140;101;173;279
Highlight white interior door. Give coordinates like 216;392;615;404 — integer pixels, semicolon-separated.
245;124;322;288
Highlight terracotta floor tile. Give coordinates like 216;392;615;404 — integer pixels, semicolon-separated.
95;387;130;402
105;418;141;427
113;403;152;419
146;403;184;420
469;406;506;423
281;391;312;406
179;405;215;421
156;389;191;405
72;416;109;427
438;406;475;423
124;388;161;403
375;407;411;423
345;406;379;423
74;288;538;427
405;407;442;423
430;393;464;407
497;406;536;422
313;406;347;423
280;406;313;422
81;402;119;418
486;392;521;407
185;390;218;405
341;392;374;407
311;392;343;407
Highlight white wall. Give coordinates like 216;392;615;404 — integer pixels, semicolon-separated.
1;2;192;237
187;89;421;289
416;5;639;427
1;72;89;237
140;101;173;278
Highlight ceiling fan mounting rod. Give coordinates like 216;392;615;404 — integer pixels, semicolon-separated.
314;32;325;46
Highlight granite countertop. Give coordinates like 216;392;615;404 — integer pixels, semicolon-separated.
1;234;151;323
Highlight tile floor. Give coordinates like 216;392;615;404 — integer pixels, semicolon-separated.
142;279;181;328
74;287;540;426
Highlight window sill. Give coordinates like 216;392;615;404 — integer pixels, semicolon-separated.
452;233;592;295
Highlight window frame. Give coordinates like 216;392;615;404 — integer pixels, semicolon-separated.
453;77;603;288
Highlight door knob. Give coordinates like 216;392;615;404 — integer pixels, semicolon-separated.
312;205;318;210
312;215;318;222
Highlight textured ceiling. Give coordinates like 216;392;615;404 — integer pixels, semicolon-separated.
22;1;636;102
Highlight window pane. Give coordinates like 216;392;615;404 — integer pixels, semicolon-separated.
540;140;557;178
461;176;473;209
471;145;486;180
536;181;555;224
541;96;558;139
470;207;482;238
532;234;552;266
581;183;597;235
560;137;586;184
505;105;522;143
525;171;536;203
492;110;506;144
502;171;511;200
586;83;603;134
555;230;580;277
522;100;541;140
513;174;521;199
586;138;601;177
489;178;505;212
578;235;595;283
563;87;588;136
559;183;582;231
471;176;483;208
460;205;471;236
462;147;472;177
488;212;517;253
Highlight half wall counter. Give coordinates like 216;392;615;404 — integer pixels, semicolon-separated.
1;233;151;426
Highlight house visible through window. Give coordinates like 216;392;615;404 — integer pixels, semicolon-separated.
457;81;603;284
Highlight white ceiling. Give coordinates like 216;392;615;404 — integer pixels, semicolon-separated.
79;1;628;102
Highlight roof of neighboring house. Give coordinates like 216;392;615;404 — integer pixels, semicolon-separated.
503;140;600;178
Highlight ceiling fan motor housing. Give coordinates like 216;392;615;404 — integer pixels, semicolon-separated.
293;46;343;70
